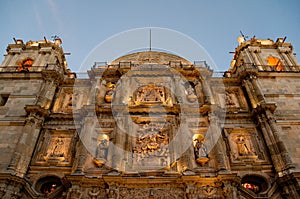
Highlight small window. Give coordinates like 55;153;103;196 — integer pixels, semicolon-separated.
241;175;268;194
35;176;62;195
0;94;9;106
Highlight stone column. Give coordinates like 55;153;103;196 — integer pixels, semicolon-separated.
242;79;257;108
1;183;22;199
248;75;265;103
73;114;97;173
264;110;294;170
208;112;227;171
248;47;261;66
201;77;214;104
8;105;47;177
36;79;58;109
223;180;239;199
256;108;294;176
194;80;204;104
256;113;285;173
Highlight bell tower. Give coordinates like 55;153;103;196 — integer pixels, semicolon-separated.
0;37;72;198
228;36;300;198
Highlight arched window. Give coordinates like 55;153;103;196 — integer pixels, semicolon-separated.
266;56;284;71
18;58;33;72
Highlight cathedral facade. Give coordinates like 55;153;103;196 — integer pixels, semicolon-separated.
0;36;299;198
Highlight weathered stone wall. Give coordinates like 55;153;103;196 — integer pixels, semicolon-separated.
258;76;300;171
0;126;23;171
0;79;43;116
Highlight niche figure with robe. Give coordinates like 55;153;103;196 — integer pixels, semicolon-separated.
193;134;209;166
94;134;110;166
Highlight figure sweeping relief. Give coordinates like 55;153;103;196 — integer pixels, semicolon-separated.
235;135;255;156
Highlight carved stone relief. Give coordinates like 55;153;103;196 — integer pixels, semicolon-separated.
35;130;74;165
134;85;165;104
225;91;239;107
234;135;256;157
53;87;89;112
119;188;184;199
66;187;82;199
218;88;248;111
224;129;264;162
87;187;107;199
53;88;73;113
132;122;170;169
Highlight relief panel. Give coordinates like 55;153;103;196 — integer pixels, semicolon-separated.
130;121;172;170
53;87;88;113
53;88;73;113
33;130;75;166
218;87;249;112
224;128;269;164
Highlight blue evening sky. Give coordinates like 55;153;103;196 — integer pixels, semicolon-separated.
1;0;299;72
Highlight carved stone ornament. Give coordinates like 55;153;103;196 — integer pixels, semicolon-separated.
66;187;82;199
225;91;239;108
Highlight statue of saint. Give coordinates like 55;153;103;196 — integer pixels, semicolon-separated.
194;138;207;158
96;138;109;159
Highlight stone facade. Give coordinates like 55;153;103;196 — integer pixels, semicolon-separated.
0;37;299;198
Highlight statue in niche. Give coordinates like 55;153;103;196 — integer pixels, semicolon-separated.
235;135;256;156
104;82;115;103
194;138;207;158
94;134;110;166
193;134;209;166
186;84;197;102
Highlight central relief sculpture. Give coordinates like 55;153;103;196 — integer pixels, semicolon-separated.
132;122;170;168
